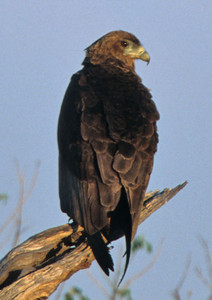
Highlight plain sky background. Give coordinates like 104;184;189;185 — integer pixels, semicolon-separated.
0;1;212;299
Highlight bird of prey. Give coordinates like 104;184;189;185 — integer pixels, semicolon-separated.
58;30;159;282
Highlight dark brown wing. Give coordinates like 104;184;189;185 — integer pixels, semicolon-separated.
58;71;122;234
58;71;118;275
58;65;159;279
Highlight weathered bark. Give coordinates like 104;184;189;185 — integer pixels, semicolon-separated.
0;182;187;299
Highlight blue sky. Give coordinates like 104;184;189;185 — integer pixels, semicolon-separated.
0;1;212;299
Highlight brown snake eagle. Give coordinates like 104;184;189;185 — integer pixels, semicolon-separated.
58;30;159;282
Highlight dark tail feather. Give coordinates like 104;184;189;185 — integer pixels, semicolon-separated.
87;232;114;276
110;187;132;285
118;228;131;286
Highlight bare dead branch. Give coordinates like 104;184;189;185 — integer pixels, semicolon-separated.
0;182;187;299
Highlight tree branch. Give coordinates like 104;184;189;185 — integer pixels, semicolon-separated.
0;182;187;299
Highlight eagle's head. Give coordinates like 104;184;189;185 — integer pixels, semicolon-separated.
83;30;150;71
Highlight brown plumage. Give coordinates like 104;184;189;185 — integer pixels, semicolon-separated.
58;30;159;282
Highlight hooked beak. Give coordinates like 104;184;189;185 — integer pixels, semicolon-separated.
137;46;150;64
123;42;150;65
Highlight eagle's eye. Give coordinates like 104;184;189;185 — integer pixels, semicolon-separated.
121;41;129;47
